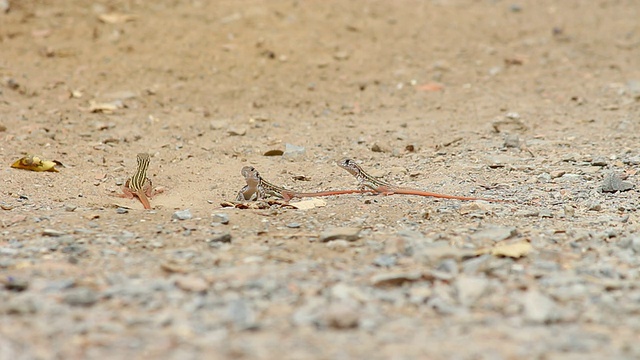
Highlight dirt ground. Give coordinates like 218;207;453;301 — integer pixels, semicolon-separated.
1;0;640;359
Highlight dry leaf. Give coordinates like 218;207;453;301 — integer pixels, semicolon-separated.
98;13;137;24
11;154;59;172
289;198;326;210
263;149;284;156
491;241;532;258
87;100;123;114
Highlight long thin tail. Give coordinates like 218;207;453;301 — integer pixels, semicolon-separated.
136;191;152;209
380;187;507;202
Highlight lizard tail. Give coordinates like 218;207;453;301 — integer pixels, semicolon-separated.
136;191;152;209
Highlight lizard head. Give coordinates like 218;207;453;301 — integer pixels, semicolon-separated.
241;166;259;179
337;158;359;176
136;153;151;167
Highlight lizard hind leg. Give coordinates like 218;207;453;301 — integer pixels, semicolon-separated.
118;179;135;199
143;178;153;198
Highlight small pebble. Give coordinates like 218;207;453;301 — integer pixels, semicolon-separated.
116;207;129;214
227;126;247;136
174;275;209;293
6;296;38;315
283;143;306;158
172;209;192;220
538;209;553;218
63;287;99;307
372;254;397;267
503;134;520;148
286;222;301;228
522;289;556;323
208;233;232;244
320;227;361;242
587;202;602;211
324;303;359;329
591;157;608;166
4;277;29;292
42;229;65;237
370;271;423;287
601;172;634;193
456;275;489;307
211;213;229;225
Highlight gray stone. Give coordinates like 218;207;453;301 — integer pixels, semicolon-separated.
522;289;556;323
172;209;192;220
431;258;459;280
320;227;361;242
174;275;209;293
211;213;229;225
228;299;258;330
63;287;99;307
283;143;305;158
292;298;325;326
42;228;65;237
370;271;423;287
4;295;38;315
408;286;433;304
324;303;359;329
427;296;461;315
372;254;397;267
601;172;634;193
208;233;232;244
471;226;517;243
415;243;474;264
456;275;489;307
503;134;520;148
591;156;608;166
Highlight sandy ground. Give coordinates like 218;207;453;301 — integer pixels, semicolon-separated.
1;0;640;359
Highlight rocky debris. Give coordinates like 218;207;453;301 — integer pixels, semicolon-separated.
211;213;230;225
455;275;489;307
172;209;193;220
370;271;424;287
63;287;99;307
42;228;65;237
324;302;360;329
320;227;361;242
601;172;634;193
521;289;557;323
174;275;209;293
470;226;517;243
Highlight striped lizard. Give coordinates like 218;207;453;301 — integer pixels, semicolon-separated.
337;158;507;202
236;166;372;202
119;153;154;209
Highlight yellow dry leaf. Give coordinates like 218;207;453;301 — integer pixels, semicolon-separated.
87;100;122;114
290;198;326;210
491;241;532;258
98;13;137;24
11;154;59;172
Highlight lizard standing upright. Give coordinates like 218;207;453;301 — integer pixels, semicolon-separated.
119;153;154;209
337;158;506;202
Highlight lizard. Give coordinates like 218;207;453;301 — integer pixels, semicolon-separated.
337;158;507;202
236;165;373;202
118;153;154;209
